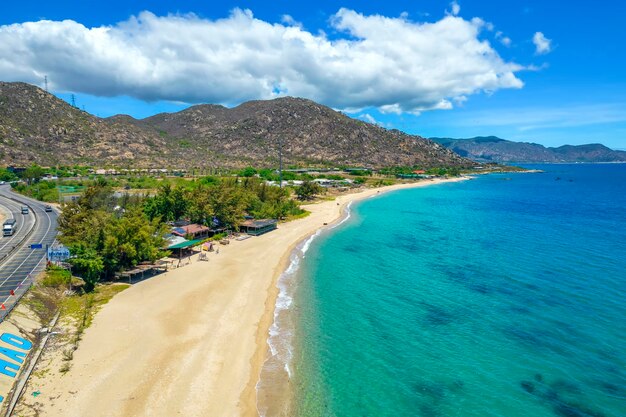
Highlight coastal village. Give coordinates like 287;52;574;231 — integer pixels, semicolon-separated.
0;156;498;415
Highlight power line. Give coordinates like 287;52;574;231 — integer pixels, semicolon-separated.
70;94;76;108
44;76;48;92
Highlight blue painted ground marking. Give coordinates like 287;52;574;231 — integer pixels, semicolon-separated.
0;333;34;402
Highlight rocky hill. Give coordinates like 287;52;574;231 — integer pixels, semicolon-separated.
431;136;626;163
0;82;170;167
140;97;471;168
0;81;471;169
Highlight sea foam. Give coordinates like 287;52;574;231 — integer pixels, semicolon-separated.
257;200;354;416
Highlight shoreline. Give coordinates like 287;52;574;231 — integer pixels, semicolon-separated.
18;177;468;417
247;176;469;417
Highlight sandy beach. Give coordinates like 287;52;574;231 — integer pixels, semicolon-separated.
21;177;467;417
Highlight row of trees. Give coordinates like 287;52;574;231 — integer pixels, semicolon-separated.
58;181;167;291
143;177;306;228
0;165;44;184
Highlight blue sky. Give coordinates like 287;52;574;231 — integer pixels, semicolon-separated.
1;1;625;148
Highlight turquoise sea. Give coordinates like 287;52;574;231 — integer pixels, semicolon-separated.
281;164;626;417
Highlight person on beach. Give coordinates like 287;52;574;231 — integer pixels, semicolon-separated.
216;247;220;254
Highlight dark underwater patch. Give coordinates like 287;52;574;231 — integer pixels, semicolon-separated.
413;380;447;400
468;282;494;294
521;380;536;394
501;326;570;356
424;305;455;326
520;374;608;417
599;381;624;397
551;379;582;395
553;402;606;417
418;404;441;417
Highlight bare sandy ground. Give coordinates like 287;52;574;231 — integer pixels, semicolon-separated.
25;178;467;417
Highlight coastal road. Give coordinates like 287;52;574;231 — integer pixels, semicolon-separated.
0;185;58;318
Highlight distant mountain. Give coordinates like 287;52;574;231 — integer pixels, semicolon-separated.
430;136;626;163
0;81;472;169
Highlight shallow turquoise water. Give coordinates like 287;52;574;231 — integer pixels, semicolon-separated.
291;164;626;417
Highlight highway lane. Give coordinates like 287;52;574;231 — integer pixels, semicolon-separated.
0;185;58;313
0;195;36;263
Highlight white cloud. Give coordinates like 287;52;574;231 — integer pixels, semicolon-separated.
0;8;524;113
281;14;301;27
359;113;380;125
495;31;512;47
450;2;461;16
532;32;552;55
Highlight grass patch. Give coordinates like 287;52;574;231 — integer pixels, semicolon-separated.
59;363;71;374
283;210;311;222
41;266;72;288
20;287;61;325
60;283;129;331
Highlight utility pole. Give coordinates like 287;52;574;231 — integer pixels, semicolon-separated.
44;75;48;92
70;94;76;108
278;136;283;188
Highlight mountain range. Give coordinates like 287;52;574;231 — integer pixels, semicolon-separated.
430;136;626;163
0;81;470;169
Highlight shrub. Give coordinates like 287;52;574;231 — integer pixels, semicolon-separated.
42;266;72;288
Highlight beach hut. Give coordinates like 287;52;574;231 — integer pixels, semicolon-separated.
239;219;278;236
171;223;211;239
167;238;204;261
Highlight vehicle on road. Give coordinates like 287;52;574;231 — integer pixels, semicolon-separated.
21;206;29;214
44;204;53;212
3;219;16;236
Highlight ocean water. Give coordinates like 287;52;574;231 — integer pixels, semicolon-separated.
287;164;626;417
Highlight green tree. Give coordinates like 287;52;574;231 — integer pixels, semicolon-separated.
239;167;258;177
60;184;168;284
20;164;45;185
207;183;251;229
69;246;104;292
144;184;188;222
58;201;112;247
102;207;167;272
0;168;18;182
296;180;323;200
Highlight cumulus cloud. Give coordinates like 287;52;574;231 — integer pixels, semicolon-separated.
0;8;524;113
450;2;461;16
280;14;301;27
495;31;512;47
532;32;552;55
